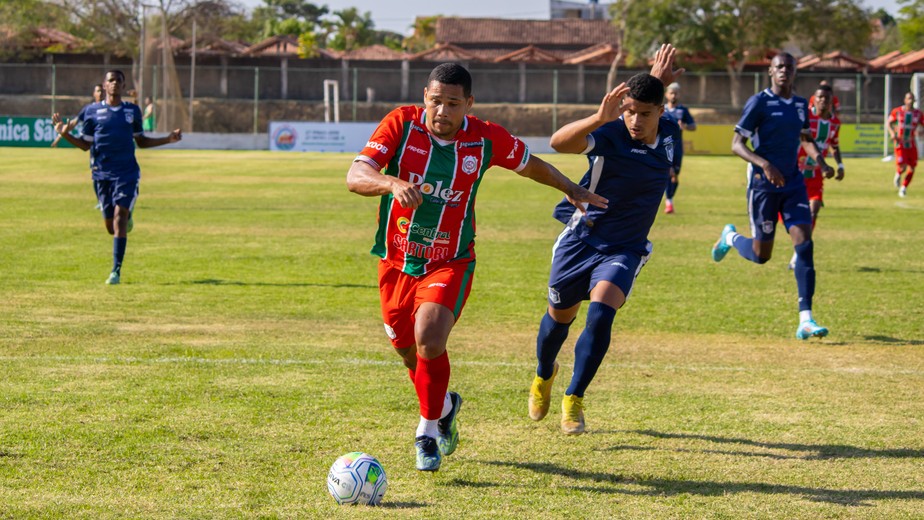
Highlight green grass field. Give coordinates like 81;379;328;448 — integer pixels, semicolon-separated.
1;147;922;518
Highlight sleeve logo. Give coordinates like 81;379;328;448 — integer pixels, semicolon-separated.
365;141;389;154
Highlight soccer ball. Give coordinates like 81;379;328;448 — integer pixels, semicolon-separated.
326;452;387;506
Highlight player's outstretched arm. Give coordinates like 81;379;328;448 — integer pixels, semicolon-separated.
800;132;834;178
51;113;90;151
516;156;608;212
135;129;182;148
649;43;685;86
347;159;423;209
550;83;629;154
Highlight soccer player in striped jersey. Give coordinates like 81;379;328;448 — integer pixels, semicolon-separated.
788;85;845;269
347;63;607;471
711;53;834;340
528;44;683;435
888;91;924;197
662;81;696;214
52;70;182;285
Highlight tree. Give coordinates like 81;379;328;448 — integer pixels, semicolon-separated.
403;15;439;53
898;0;924;50
326;7;375;51
791;0;872;56
254;0;327;39
0;0;76;58
616;0;793;107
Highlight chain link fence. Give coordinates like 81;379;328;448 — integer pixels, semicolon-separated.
0;62;915;134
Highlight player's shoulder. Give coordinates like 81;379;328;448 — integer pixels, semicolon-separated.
793;94;810;105
659;113;681;134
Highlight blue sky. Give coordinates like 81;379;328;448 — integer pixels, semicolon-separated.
235;0;903;36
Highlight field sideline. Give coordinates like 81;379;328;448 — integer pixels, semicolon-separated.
1;148;922;518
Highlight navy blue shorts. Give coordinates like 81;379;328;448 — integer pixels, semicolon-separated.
547;230;651;309
94;178;139;219
747;187;811;241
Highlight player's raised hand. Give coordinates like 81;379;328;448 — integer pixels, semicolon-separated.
649;43;685;86
168;129;183;142
51;112;67;134
596;83;629;123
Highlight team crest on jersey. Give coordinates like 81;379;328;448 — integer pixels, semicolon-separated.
461;155;478;174
125;111;134;124
797;108;805;122
664;136;674;163
762;220;775;234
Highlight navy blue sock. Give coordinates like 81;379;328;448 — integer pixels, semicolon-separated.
566;302;617;397
536;312;572;379
732;234;766;264
793;240;815;312
666;180;678;200
113;237;127;274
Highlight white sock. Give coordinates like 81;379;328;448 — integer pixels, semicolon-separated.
725;232;739;247
799;310;813;323
439;392;452;419
416;418;439;439
790;252;798;265
666;198;673;204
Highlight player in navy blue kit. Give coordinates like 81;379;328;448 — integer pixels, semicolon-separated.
52;70;182;285
711;53;834;340
662;82;696;214
527;44;683;435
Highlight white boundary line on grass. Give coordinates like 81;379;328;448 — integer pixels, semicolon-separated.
895;201;923;210
0;355;922;377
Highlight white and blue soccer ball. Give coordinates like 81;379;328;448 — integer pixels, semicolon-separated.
326;452;387;506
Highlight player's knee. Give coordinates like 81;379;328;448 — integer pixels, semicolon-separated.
755;255;771;265
416;342;446;360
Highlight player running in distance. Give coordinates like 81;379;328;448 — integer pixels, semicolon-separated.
788;84;845;269
52;70;182;285
662;81;696;214
888;91;924;197
711;53;834;340
528;44;683;435
347;63;607;470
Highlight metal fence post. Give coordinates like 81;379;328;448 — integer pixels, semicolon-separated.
352;67;358;122
884;74;892;158
253;67;260;134
50;63;56;115
552;69;559;134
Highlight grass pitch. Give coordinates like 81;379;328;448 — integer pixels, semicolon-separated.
1;148;922;518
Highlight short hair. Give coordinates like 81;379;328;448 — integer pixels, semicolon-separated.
771;52;795;67
427;63;472;98
626;73;665;105
666;82;681;91
816;84;833;94
105;70;125;82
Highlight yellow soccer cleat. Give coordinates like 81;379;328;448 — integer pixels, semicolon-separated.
528;362;559;421
561;394;585;435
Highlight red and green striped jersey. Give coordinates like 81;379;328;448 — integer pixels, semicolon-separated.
356;106;530;276
797;111;840;178
889;106;923;149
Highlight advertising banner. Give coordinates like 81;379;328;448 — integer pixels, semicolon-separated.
0;116;75;147
269;121;378;152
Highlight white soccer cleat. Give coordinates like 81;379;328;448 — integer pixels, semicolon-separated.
899;186;907;198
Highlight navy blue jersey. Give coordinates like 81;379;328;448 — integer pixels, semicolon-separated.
552;114;680;255
79;101;144;181
735;89;810;192
664;104;695;129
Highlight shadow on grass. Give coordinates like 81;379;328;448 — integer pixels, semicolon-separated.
378;501;428;509
629;430;924;460
862;335;924;346
474;460;924;506
163;278;376;289
856;265;924;274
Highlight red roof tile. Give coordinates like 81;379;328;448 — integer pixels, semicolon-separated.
436;18;618;47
